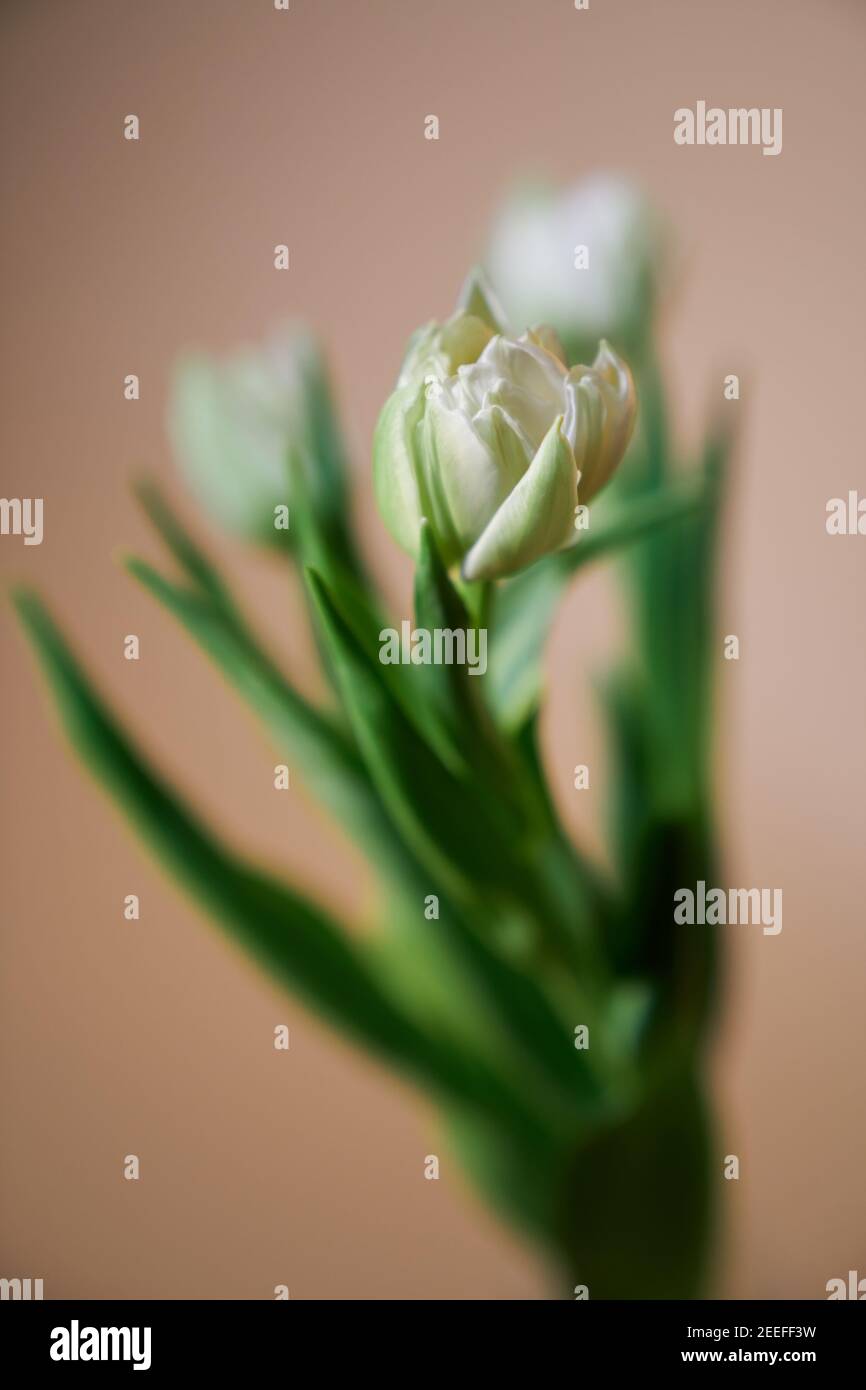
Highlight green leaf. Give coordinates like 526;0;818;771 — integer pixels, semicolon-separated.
128;547;544;1071
133;478;236;612
487;479;710;733
299;340;353;529
596;666;653;883
306;566;534;903
413;523;545;814
622;356;669;496
485;558;567;733
412;520;475;756
308;568;616;1043
433;897;608;1117
11;588;552;1144
623;422;730;817
287;444;386;660
445;1108;569;1250
125;555;412;884
127;506;604;1091
561;478;708;578
608;355;729;818
129;481;428;890
598;672;719;1040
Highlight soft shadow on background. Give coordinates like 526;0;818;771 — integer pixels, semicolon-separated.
2;0;864;1298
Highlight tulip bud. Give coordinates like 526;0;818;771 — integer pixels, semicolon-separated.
169;325;346;545
373;274;636;582
485;174;665;365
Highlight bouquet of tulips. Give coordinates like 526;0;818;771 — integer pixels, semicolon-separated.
15;178;728;1298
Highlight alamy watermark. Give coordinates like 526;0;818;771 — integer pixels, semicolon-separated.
827;1270;865;1299
379;621;487;676
1;1276;44;1299
0;497;43;545
50;1321;152;1371
674;102;782;157
674;881;783;935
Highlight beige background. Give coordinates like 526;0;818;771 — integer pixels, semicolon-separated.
2;0;864;1299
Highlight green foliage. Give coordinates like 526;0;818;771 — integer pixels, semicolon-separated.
13;339;727;1297
560;1067;714;1298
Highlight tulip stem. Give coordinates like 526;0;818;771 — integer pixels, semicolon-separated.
455;577;493;634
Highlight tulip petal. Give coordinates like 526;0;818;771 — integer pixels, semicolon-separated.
461;417;577;581
420;394;518;561
526;324;569;366
372;385;425;556
437;311;496;373
456;266;508;334
564;340;637;502
170;354;289;541
475;333;566;405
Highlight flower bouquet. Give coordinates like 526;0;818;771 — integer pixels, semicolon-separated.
15;179;729;1299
